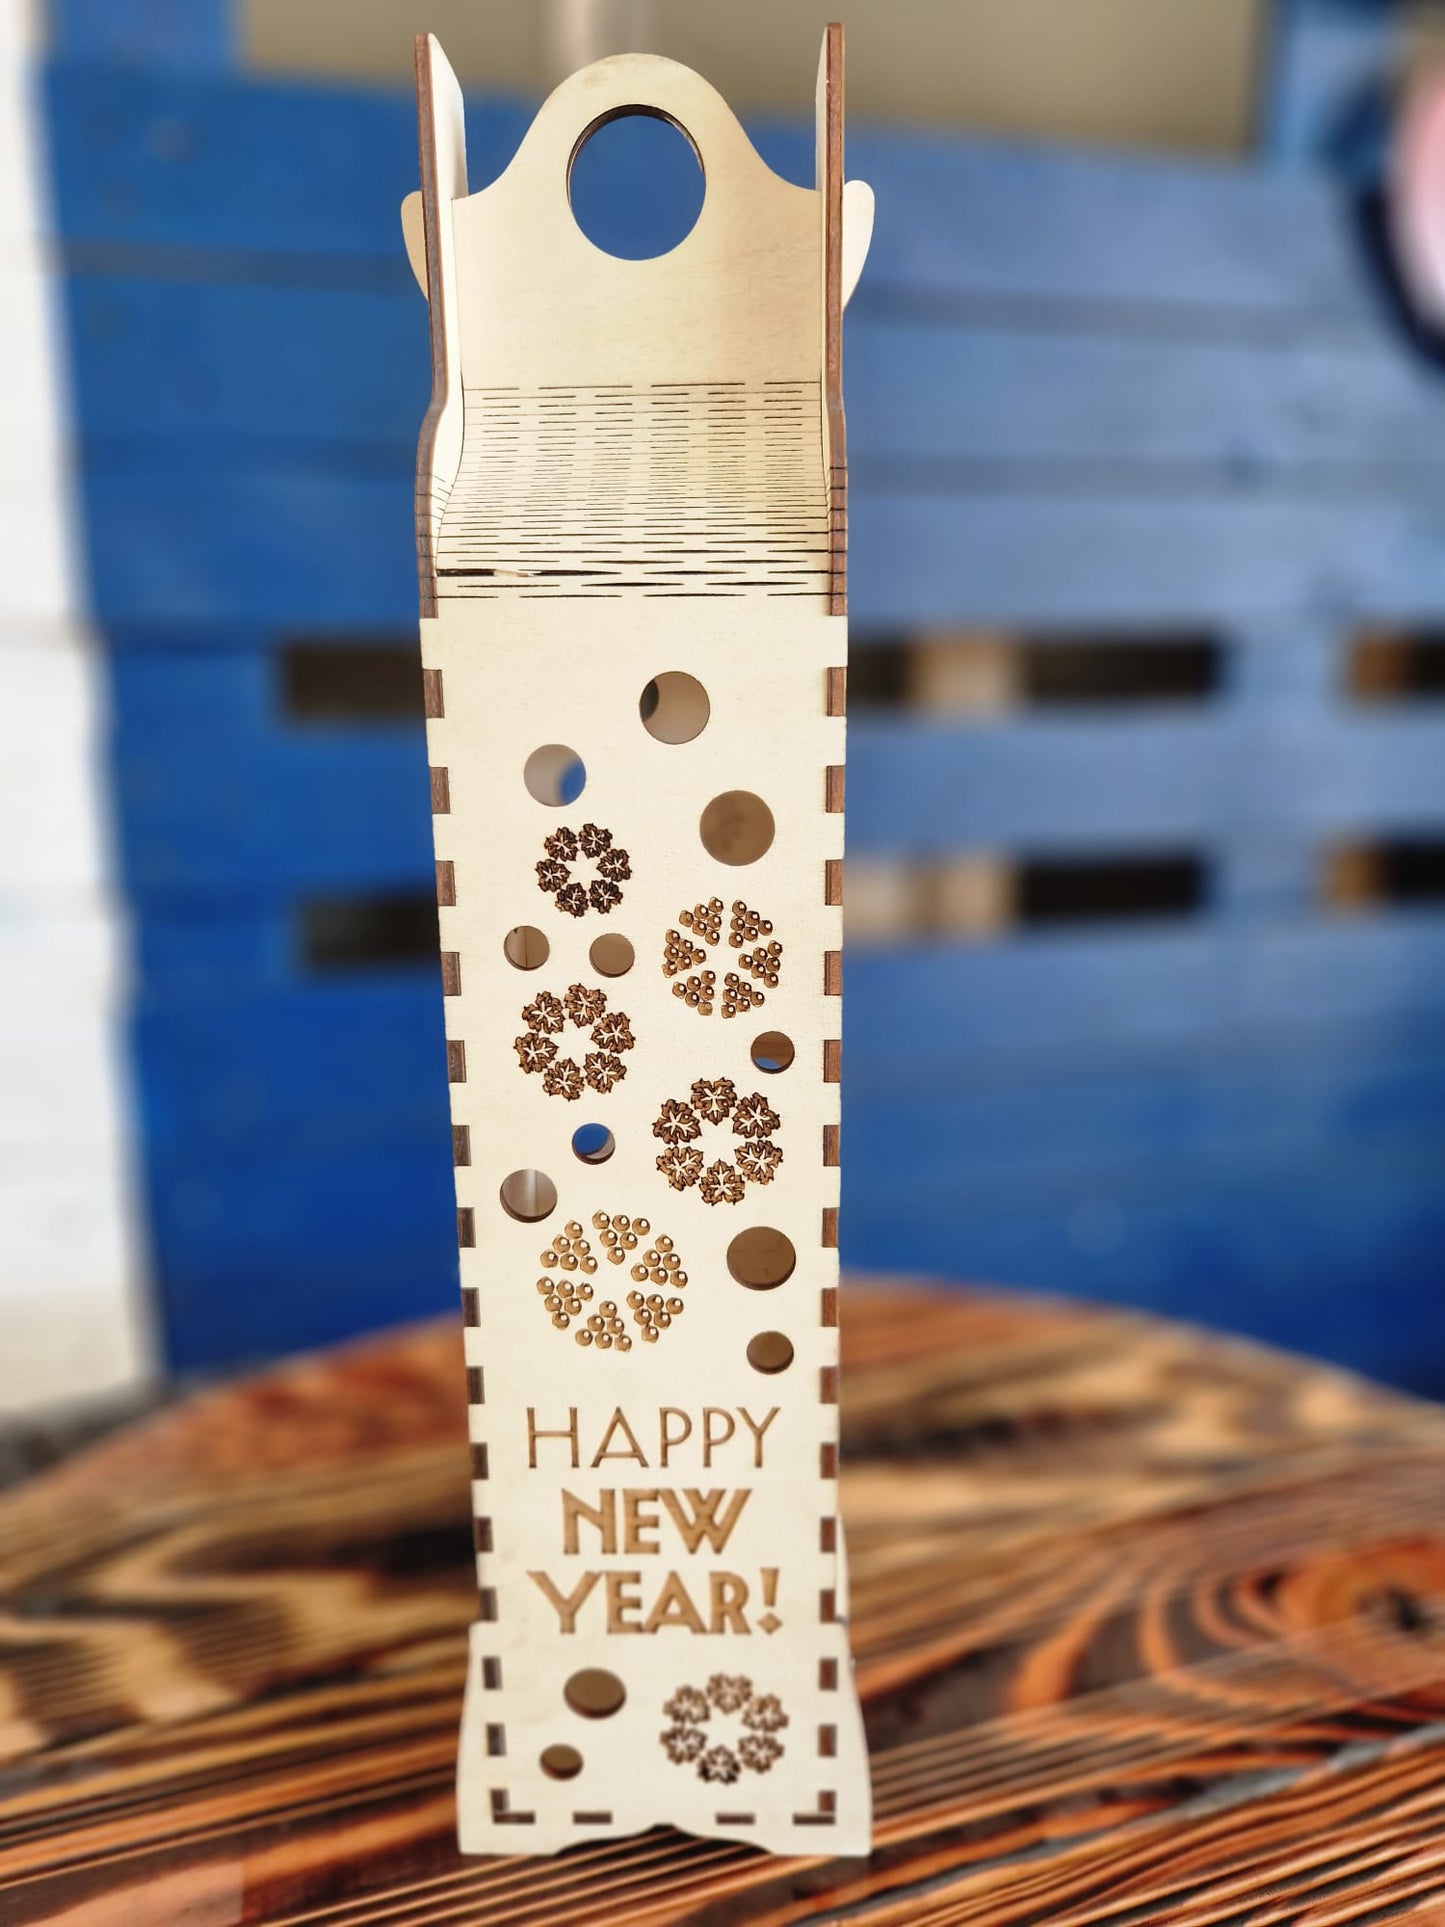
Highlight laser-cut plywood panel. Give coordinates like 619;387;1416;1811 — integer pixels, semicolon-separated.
411;28;871;1857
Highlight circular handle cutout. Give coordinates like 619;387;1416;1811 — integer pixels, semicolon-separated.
568;110;704;260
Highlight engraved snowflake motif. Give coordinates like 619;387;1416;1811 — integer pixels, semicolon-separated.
699;1747;740;1785
516;984;635;1098
583;1051;626;1094
514;1032;557;1074
659;1675;789;1782
650;1083;782;1202
732;1092;780;1140
542;1057;583;1101
522;991;566;1036
536;823;631;917
698;1159;745;1207
565;984;606;1029
592;1010;634;1053
657;1145;704;1191
652;1099;701;1146
736;1139;782;1186
691;1077;737;1126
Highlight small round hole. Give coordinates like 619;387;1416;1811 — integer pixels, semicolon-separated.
499;1169;557;1223
589;932;635;978
568;111;704;261
504;924;550;970
750;1030;794;1074
640;672;710;745
564;1667;626;1718
700;791;774;866
524;744;586;807
728;1228;796;1290
540;1743;583;1780
746;1330;795;1375
572;1123;615;1166
747;1333;793;1379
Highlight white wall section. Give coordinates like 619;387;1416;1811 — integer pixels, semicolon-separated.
0;4;151;1410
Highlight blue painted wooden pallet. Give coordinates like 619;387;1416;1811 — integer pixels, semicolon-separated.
42;31;1445;1385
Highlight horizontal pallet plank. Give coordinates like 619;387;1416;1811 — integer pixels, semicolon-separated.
849;711;1445;852
111;651;432;894
130;919;1445;1150
66;279;1445;474
45;65;1383;335
142;1135;460;1370
845;915;1445;1077
135;1098;1445;1385
77;463;1445;627
111;661;1445;892
852;489;1445;627
845;1155;1445;1394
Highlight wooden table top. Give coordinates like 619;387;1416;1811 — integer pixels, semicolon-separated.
1;1282;1443;1925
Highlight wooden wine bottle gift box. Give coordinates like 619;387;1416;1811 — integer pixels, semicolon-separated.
407;26;874;1856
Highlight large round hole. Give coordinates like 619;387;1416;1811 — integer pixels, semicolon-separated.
640;672;710;745
540;1743;583;1780
572;1123;615;1166
746;1330;795;1375
504;924;550;970
564;1667;626;1718
568;111;704;261
700;791;774;866
750;1030;794;1074
589;932;635;978
499;1169;557;1223
728;1228;796;1290
524;744;586;807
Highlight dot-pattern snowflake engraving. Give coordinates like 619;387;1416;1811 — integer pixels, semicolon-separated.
514;982;635;1098
651;1079;782;1202
535;823;632;918
537;1216;689;1348
662;898;783;1017
660;1675;789;1782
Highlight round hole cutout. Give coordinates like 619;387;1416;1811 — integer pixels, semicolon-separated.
504;924;550;970
564;1667;626;1718
568;111;704;261
728;1228;796;1290
540;1743;583;1780
640;672;710;745
499;1169;557;1224
589;932;635;977
746;1330;795;1375
700;790;774;866
524;744;586;807
572;1123;615;1166
750;1030;794;1074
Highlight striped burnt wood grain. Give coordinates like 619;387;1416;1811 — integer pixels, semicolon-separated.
0;1285;1442;1923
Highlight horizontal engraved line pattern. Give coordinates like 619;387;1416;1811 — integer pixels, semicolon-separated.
436;382;833;600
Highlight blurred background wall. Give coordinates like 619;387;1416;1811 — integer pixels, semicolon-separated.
17;0;1445;1402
